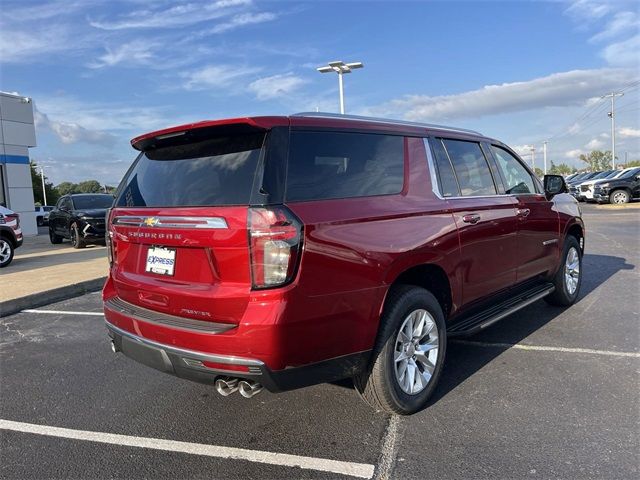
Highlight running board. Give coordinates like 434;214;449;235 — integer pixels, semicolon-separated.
447;283;555;337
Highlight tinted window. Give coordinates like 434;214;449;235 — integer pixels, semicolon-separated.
73;195;114;210
491;146;536;194
286;131;404;202
619;167;640;179
430;139;459;197
442;139;496;196
115;132;265;207
59;197;72;210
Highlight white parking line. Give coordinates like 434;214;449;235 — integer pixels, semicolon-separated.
22;309;104;316
0;419;375;479
452;340;639;358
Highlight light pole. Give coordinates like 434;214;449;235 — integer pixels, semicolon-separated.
602;91;624;169
543;141;548;175
530;146;536;171
316;61;364;114
39;165;47;206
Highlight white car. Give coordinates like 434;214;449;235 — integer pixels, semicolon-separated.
35;205;54;226
578;168;634;202
0;205;23;267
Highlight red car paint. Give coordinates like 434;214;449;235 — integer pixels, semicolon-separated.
103;114;584;392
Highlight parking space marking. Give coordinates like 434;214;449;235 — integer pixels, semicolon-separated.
21;309;104;316
452;340;639;358
0;419;375;479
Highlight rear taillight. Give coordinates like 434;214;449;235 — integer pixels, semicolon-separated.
248;206;302;289
6;214;19;231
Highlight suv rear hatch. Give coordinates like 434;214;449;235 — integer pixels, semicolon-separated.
107;121;300;326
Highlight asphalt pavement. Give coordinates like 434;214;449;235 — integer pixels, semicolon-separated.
1;203;638;479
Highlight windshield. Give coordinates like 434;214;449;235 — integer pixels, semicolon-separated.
115;131;266;207
592;170;614;179
619;167;640;179
73;195;114;210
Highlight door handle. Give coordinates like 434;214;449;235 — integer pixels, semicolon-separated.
517;208;531;218
462;214;481;224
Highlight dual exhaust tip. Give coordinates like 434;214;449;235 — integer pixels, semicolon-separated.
215;377;263;398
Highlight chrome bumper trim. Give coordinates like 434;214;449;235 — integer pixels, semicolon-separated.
105;296;236;334
105;320;265;367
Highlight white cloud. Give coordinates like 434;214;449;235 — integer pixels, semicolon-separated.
585;138;605;149
364;68;637;122
565;149;586;159
0;25;72;63
248;73;307;100
590;11;639;43
619;127;640;138
209;12;277;34
181;65;261;91
565;0;611;22
89;0;252;30
601;35;640;67
88;40;157;69
34;107;116;146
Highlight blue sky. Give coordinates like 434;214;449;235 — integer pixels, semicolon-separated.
1;0;639;185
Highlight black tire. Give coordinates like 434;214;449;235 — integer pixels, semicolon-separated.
0;237;15;268
354;285;447;415
609;189;630;205
70;224;86;249
545;236;582;306
49;226;63;244
37;217;43;227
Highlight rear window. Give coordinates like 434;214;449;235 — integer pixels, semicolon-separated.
73;195;114;210
115;132;265;207
286;131;404;202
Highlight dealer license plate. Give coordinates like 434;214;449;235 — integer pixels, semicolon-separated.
145;246;176;276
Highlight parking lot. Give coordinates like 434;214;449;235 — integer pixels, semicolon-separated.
1;203;638;479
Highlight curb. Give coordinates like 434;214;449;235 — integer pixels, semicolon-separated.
0;277;106;318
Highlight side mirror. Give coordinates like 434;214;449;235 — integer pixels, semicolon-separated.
544;175;567;199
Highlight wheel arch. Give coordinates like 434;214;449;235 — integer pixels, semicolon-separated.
383;262;453;321
564;219;585;254
0;228;17;248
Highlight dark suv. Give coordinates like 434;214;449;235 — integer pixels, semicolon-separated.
593;167;640;204
49;194;113;248
103;113;584;414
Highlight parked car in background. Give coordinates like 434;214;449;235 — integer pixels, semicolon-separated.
0;206;23;268
573;170;616;201
48;194;113;248
593;167;640;204
35;205;54;226
568;171;603;200
103;113;585;415
579;168;635;202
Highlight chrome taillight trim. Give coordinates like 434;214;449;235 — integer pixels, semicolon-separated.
112;215;228;229
105;296;236;334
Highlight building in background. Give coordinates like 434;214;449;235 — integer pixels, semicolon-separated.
1;91;37;236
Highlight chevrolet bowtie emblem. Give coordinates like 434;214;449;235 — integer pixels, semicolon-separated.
143;217;159;227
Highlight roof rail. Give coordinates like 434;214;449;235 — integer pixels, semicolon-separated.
292;112;483;136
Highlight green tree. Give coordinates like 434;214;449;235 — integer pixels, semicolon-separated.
622;159;640;168
30;162;59;206
77;180;103;193
56;181;79;195
534;167;544;178
548;161;576;176
578;150;612;171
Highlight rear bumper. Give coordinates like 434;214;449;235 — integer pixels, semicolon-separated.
106;320;369;393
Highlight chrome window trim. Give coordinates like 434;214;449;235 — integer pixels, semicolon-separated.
105;320;264;367
112;215;228;229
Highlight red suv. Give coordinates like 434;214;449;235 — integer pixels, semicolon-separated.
103;113;584;414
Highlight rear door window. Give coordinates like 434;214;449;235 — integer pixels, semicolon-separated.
115;132;266;207
430;138;460;197
441;139;497;196
286;131;404;202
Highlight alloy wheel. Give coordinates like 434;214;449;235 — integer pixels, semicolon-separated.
564;247;580;295
0;239;12;265
394;309;439;395
611;191;628;204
